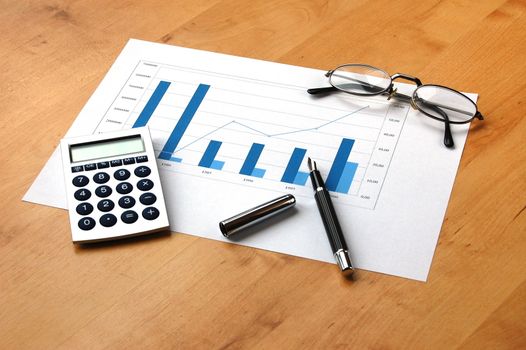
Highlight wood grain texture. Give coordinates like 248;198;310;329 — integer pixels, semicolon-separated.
1;0;525;348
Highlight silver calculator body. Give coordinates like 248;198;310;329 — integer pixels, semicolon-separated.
60;127;170;243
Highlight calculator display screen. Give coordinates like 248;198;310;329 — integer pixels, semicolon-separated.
70;135;145;163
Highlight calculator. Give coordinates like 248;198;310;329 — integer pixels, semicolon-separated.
60;127;170;243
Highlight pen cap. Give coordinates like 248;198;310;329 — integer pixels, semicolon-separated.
219;194;296;238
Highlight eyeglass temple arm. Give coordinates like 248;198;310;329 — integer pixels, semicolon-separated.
418;100;455;148
307;86;339;94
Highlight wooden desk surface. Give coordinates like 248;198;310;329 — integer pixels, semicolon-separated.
1;1;525;348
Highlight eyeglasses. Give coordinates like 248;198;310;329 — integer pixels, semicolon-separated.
307;64;484;148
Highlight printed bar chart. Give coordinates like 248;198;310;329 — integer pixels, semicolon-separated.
198;140;224;170
143;80;359;192
103;59;411;209
137;77;362;195
325;138;357;193
159;83;210;160
281;148;309;185
240;143;266;178
133;81;171;128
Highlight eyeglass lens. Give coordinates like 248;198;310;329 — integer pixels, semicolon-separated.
329;64;391;95
413;86;476;123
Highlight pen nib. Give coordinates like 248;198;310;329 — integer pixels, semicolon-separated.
307;157;317;172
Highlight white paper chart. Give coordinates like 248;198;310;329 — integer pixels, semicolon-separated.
24;39;475;281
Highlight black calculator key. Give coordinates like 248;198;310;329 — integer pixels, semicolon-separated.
111;159;123;167
134;166;151;178
123;157;135;165
76;202;93;215
97;161;109;169
118;196;136;209
114;169;130;181
93;172;110;184
97;199;115;212
84;163;97;171
100;214;117;227
139;193;157;205
74;188;91;201
78;217;96;231
72;165;84;173
72;175;89;187
121;210;138;224
116;182;133;194
142;207;160;220
137;179;154;191
95;185;112;198
136;155;148;163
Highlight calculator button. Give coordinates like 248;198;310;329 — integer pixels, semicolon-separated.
134;166;151;178
136;155;148;163
97;161;110;169
114;169;131;181
93;172;110;184
116;182;133;194
72;165;84;173
100;214;117;227
111;159;123;167
76;202;93;215
95;185;112;198
118;196;136;209
137;179;154;191
121;210;138;224
84;163;97;171
139;193;157;205
97;199;115;212
123;157;135;165
72;175;89;187
74;189;91;201
142;207;160;220
78;217;96;231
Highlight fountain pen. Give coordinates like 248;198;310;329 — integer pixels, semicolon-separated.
307;157;354;276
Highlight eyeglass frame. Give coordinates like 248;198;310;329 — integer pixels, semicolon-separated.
307;63;484;148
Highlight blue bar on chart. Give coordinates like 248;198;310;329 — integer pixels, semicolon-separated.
239;143;266;178
281;147;309;186
335;162;358;193
133;81;171;128
293;172;309;186
159;83;211;160
210;160;225;170
251;168;266;178
198;140;224;170
325;138;356;193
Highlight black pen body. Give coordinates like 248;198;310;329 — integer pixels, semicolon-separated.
314;186;348;253
309;169;354;275
309;170;347;252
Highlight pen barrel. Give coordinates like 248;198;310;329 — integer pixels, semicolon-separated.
219;194;296;237
314;189;348;253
